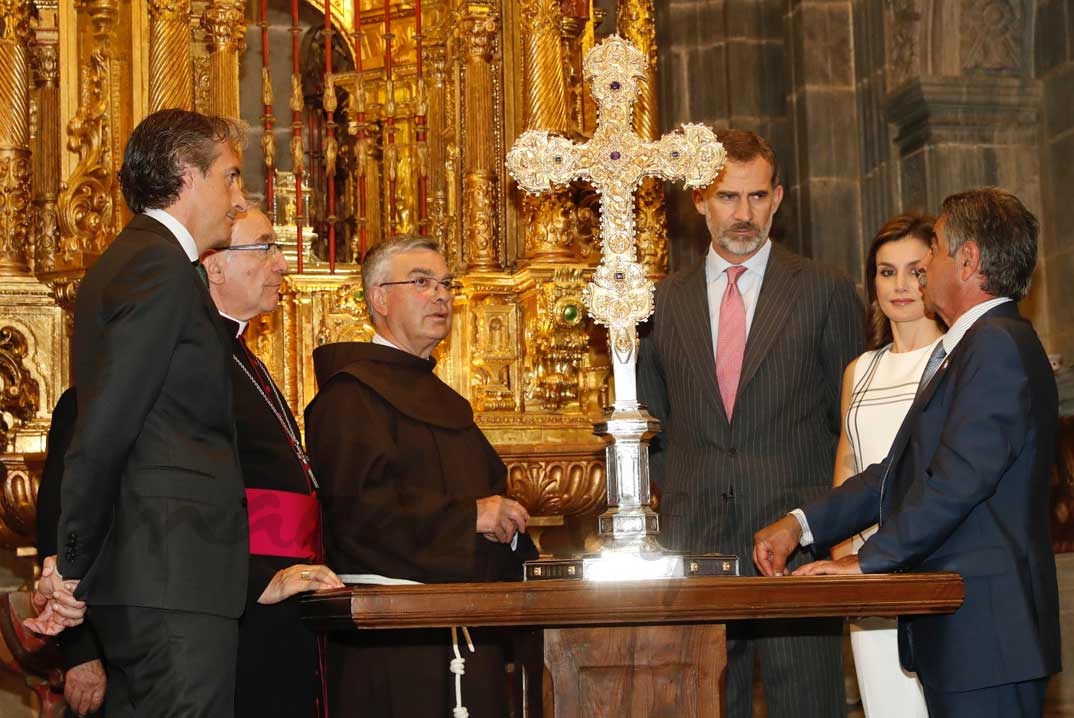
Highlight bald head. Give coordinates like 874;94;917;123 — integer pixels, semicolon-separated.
204;207;288;321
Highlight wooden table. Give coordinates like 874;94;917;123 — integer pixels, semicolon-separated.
302;574;963;717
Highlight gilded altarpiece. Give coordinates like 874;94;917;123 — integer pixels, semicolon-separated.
0;0;668;561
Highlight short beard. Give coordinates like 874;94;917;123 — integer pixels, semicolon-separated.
715;232;766;257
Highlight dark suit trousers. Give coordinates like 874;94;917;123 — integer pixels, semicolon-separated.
725;617;846;718
93;606;238;718
923;677;1049;718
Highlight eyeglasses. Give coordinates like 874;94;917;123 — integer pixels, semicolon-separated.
220;242;281;255
378;277;462;294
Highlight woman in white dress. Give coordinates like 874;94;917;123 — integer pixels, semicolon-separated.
833;213;945;718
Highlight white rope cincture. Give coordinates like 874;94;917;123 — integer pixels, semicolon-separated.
449;625;475;718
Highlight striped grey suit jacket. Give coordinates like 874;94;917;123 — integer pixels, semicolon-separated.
637;242;865;571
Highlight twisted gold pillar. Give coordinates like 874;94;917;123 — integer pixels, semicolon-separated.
460;8;500;270
518;0;575;262
617;0;668;276
149;0;194;112
0;1;34;276
201;0;246;119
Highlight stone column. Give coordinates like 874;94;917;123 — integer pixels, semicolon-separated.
618;0;667;276
0;1;34;276
459;7;500;270
201;0;246;119
1035;0;1074;365
149;0;194;112
785;0;863;276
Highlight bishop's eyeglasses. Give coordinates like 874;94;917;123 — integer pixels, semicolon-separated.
378;276;463;295
220;242;282;256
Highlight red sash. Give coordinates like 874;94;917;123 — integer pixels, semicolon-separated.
245;488;321;561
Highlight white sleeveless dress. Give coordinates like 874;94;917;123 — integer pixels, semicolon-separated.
844;338;941;718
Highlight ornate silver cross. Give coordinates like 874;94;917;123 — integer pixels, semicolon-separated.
508;36;733;578
507;34;725;407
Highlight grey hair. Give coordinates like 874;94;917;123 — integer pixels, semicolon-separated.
361;234;443;322
940;187;1038;301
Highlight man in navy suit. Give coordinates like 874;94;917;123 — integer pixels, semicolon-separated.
753;187;1061;717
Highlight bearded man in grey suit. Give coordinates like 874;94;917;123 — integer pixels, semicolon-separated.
637;129;865;718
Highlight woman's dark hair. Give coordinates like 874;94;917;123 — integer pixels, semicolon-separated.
118;109;246;213
864;213;940;349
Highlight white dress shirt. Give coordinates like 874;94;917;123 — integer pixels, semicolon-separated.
705;239;773;357
144;207;198;262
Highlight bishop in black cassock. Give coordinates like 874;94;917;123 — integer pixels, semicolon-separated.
204;208;343;718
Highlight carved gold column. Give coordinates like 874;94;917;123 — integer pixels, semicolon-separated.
57;0;120;267
617;0;667;276
0;1;34;276
425;43;451;250
459;7;500;270
149;0;194;112
31;19;60;277
201;0;246;119
518;0;575;262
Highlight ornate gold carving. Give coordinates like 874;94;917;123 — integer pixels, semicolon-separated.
149;0;193;111
201;0;245;118
0;326;40;451
33;198;59;274
503;444;605;517
464;171;498;269
48;275;80;313
201;0;246;54
0;1;32;46
30;44;58;88
0;150;33;273
522;190;575;260
0;457;40;549
507;36;724;362
470;295;517;412
524;269;590;412
58;47;115;257
193;55;211;113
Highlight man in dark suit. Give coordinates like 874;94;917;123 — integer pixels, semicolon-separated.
754;187;1060;717
42;108;250;718
637;129;865;718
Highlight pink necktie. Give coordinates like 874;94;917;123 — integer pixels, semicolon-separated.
717;265;747;419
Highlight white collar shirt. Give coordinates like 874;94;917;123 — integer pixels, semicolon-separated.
144;207;198;262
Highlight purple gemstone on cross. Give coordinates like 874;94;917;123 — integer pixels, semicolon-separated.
610;81;621;90
610;151;621;160
671;151;680;158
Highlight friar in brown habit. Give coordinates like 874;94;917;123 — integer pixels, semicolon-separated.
305;234;537;718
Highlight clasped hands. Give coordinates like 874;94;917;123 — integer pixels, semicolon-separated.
476;495;529;544
752;515;862;577
24;555;86;636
